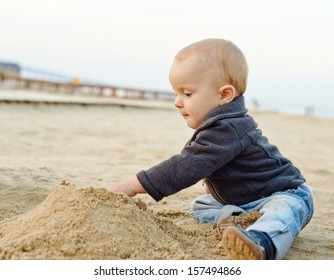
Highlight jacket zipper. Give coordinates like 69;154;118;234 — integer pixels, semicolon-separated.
205;179;227;205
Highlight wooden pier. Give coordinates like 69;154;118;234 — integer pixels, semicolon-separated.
0;73;175;110
0;74;174;102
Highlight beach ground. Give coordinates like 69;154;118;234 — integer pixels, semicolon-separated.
0;89;333;259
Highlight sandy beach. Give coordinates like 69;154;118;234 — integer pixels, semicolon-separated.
0;89;333;260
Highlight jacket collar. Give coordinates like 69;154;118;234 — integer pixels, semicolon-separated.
197;95;248;130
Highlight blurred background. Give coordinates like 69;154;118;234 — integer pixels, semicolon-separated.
1;0;333;118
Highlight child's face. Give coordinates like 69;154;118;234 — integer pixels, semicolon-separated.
169;55;221;129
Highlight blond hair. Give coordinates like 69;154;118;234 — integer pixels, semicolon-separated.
175;38;248;94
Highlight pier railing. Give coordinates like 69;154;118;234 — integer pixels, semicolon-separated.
0;73;174;102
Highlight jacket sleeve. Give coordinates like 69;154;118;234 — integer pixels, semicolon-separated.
136;121;241;201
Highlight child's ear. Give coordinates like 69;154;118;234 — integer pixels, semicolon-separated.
218;85;237;105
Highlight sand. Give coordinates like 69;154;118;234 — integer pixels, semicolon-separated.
0;91;333;260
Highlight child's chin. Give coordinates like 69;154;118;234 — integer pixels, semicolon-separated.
186;121;198;129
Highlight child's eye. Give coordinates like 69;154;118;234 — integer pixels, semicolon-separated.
184;92;192;97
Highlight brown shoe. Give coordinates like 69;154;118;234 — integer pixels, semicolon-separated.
217;211;260;236
222;226;265;260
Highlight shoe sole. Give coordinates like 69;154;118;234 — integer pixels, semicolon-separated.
222;226;264;260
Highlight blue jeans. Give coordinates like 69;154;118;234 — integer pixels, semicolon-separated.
189;184;314;259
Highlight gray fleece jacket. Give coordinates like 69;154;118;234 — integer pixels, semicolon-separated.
137;95;305;205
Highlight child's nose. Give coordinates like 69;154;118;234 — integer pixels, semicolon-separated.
174;95;183;108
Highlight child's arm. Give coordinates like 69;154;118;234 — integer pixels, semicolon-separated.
106;177;146;197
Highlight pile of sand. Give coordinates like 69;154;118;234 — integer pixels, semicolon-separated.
0;182;188;260
0;181;264;260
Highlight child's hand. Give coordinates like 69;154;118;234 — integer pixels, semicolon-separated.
106;177;146;197
203;182;210;194
106;182;136;197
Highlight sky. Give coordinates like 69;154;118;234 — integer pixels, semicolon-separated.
1;0;334;117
